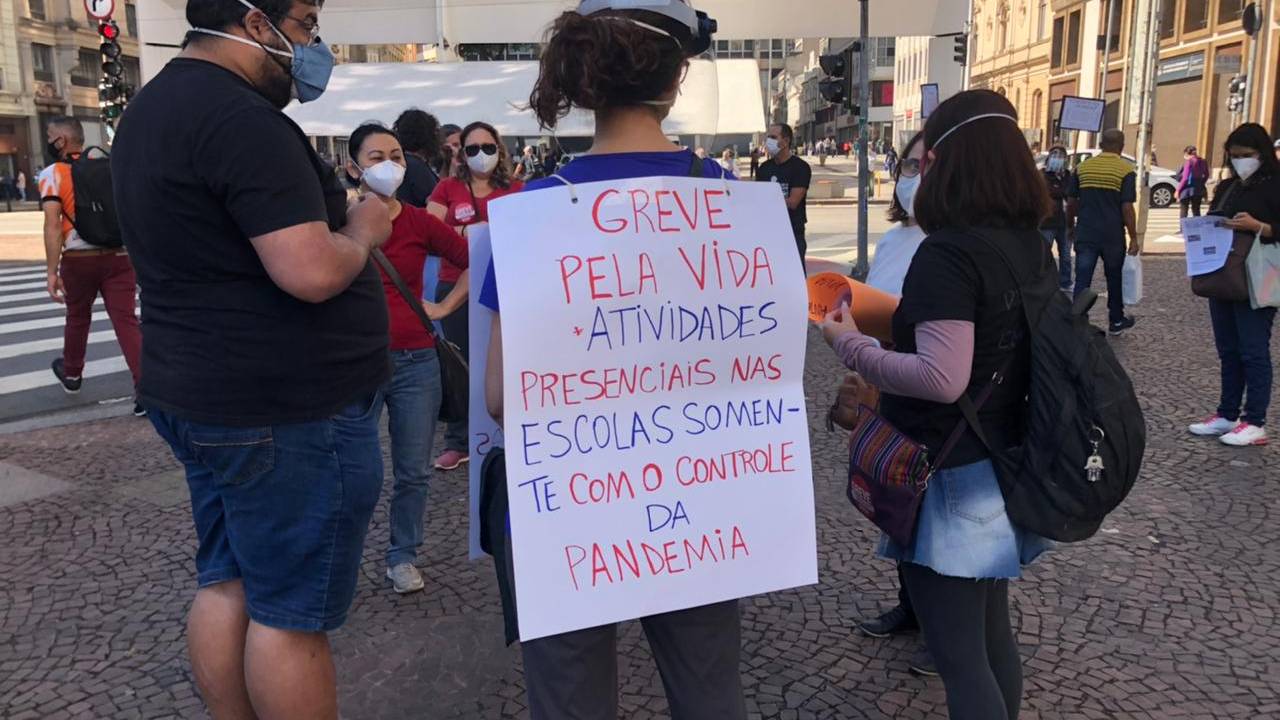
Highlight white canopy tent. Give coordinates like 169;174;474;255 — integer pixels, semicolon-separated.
281;59;762;138
136;0;968;77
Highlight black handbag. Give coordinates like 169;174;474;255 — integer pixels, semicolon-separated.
371;249;470;423
1192;183;1251;302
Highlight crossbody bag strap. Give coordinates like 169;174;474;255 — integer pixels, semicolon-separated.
931;352;1015;467
370;248;439;341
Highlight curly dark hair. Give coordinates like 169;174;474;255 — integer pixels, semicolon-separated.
393;109;440;161
455;121;515;190
529;9;692;129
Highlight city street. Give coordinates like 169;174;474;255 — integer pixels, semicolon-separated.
1;255;1276;719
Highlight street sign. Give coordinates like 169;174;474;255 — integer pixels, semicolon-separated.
85;0;115;20
920;83;940;119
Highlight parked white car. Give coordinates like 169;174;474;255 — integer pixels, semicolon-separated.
1036;150;1180;208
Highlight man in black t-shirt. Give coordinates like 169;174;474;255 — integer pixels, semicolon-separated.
756;123;813;264
111;1;391;717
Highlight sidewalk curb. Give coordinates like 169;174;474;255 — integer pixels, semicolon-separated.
0;400;135;436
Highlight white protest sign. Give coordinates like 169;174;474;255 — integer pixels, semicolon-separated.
489;178;817;641
467;224;503;560
1182;216;1234;277
1059;95;1106;133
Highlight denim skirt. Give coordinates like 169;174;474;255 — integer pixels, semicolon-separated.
878;459;1053;579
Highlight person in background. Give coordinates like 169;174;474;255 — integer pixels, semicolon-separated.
817;136;828;167
427;120;524;472
482;1;741;717
1041;145;1074;291
719;147;735;174
1068;128;1139;336
883;146;898;177
439;122;462;177
392;108;442;208
1273;138;1280;161
516;145;543;181
749;141;760;177
40;116;144;415
1188;123;1280;447
756;122;812;263
1176;145;1210;219
824;89;1053;720
855;130;937;679
111;0;394;716
16;169;27;201
346;122;471;593
695;146;707;159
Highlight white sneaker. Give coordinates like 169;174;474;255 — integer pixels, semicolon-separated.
1189;415;1237;436
1219;423;1268;447
386;563;425;594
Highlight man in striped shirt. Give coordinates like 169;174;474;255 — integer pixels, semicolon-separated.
1068;129;1140;336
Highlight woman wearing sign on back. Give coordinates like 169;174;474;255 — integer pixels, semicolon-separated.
823;90;1053;720
478;2;739;718
1188;123;1280;447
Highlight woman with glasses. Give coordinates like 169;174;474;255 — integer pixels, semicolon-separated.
427;121;523;472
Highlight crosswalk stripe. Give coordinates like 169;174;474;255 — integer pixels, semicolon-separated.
0;290;52;304
0;310;109;336
0;273;46;285
0;280;46;291
0;299;99;319
0;356;129;395
0;265;43;277
0;330;117;360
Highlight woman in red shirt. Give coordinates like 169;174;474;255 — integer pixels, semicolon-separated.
427;121;524;471
347;123;470;595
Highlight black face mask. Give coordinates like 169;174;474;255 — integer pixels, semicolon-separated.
45;139;65;165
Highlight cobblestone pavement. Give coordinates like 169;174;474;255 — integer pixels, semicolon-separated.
2;257;1278;720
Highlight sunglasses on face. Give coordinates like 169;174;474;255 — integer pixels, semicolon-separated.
464;143;498;157
898;158;921;177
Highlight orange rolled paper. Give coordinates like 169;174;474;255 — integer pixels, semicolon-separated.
806;272;900;345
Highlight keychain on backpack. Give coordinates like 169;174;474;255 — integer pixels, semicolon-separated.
1085;426;1105;483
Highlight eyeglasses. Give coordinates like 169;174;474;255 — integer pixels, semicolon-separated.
464;143;499;157
898;158;921;177
286;14;321;42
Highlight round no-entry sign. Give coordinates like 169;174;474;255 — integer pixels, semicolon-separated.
85;0;115;21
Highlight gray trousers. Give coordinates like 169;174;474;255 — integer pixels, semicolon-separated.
520;600;747;720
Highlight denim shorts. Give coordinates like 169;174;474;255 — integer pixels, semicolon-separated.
150;393;384;632
878;459;1053;579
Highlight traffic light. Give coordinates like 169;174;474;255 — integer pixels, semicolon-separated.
1228;74;1248;113
954;34;968;65
97;20;128;131
818;53;848;105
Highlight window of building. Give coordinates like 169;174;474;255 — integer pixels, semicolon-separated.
1032;89;1044;129
874;39;895;68
27;0;45;21
1050;16;1065;68
1037;0;1048;40
125;3;139;36
1066;11;1082;65
1218;0;1244;24
871;80;894;107
1183;0;1209;33
31;43;54;82
72;49;99;87
1105;0;1123;53
998;13;1008;52
124;56;141;88
1159;0;1176;39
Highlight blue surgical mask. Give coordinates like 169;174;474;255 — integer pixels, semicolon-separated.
191;0;334;104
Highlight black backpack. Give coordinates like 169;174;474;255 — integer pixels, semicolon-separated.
962;232;1145;542
67;147;123;248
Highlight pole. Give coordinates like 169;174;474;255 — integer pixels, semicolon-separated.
853;0;871;280
1246;1;1265;120
767;38;774;124
1134;0;1163;248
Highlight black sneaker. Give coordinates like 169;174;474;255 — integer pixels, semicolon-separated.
857;605;918;638
51;357;82;395
133;402;148;418
908;647;939;677
1108;316;1137;336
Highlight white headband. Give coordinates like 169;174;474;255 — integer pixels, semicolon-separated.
932;113;1018;148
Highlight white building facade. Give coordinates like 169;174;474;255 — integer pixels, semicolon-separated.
892;36;964;149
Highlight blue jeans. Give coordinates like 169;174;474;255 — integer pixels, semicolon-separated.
1209;299;1277;427
149;393;384;632
1074;241;1126;325
1041;226;1072;290
376;349;443;567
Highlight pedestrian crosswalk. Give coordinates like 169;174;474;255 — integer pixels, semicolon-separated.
0;261;135;419
1148;207;1187;244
